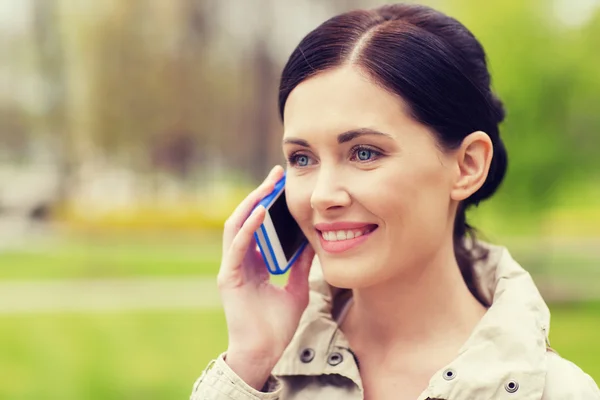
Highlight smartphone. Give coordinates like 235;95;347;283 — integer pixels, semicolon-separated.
253;173;308;275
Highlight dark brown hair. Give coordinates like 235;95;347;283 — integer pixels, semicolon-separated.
278;3;507;302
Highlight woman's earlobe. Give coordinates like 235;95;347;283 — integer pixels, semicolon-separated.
450;131;493;201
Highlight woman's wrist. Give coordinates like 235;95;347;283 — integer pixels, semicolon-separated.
224;349;280;391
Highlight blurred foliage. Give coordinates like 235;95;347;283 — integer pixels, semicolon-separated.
445;0;600;222
0;0;598;237
57;200;232;231
0;232;223;280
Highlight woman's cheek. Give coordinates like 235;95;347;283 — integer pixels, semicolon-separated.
285;178;312;227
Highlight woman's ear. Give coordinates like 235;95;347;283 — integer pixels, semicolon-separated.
450;131;493;202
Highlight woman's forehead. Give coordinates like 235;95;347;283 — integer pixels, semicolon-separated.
282;67;410;140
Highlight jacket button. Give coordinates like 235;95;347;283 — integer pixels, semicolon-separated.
327;352;344;366
443;368;456;381
300;348;315;363
505;380;519;393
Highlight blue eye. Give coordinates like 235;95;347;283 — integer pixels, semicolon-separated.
296;155;309;166
352;146;381;162
357;149;372;161
288;153;312;167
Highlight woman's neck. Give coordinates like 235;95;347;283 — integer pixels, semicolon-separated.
340;239;487;358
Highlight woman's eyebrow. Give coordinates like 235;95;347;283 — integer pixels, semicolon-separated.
283;128;393;147
282;137;310;147
337;128;393;144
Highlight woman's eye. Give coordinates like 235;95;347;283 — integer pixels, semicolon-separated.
357;149;372;161
288;153;313;167
351;146;381;162
296;155;309;166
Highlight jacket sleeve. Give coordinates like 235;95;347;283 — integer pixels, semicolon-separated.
542;351;600;400
190;353;284;400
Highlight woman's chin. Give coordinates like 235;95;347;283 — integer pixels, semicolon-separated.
321;262;381;290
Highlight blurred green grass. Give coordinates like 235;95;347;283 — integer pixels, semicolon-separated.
0;310;227;399
0;229;598;399
0;304;598;400
0;231;223;280
1;230;598;282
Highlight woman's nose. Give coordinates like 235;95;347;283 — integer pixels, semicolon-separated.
309;170;351;212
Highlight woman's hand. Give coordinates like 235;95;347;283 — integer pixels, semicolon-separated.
217;165;315;390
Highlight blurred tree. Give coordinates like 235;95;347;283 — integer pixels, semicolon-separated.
19;0;596;215
0;106;29;162
32;0;70;200
566;9;600;176
445;0;599;220
84;0;237;186
151;129;197;180
247;37;278;181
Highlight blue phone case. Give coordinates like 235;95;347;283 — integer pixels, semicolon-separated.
253;173;307;275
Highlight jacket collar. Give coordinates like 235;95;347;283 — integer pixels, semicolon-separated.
273;242;550;400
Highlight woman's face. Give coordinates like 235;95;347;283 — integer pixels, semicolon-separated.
282;66;459;289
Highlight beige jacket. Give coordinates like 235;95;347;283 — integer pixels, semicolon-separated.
191;243;600;399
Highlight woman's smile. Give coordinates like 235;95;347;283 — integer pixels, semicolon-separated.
315;222;379;254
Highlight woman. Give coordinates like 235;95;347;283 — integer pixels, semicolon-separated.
191;4;599;400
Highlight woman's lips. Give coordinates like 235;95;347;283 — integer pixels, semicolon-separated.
317;225;378;254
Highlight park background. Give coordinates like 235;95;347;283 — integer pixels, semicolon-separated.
0;0;599;398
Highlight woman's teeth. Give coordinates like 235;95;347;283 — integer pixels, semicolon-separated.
321;228;371;242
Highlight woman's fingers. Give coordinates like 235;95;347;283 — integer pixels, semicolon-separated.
222;165;284;254
244;249;271;284
218;205;266;289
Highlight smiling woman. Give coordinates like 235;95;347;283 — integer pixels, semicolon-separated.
191;3;600;400
281;66;495;296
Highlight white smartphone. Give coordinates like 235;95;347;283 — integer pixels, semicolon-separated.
253;173;307;275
